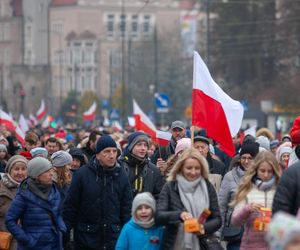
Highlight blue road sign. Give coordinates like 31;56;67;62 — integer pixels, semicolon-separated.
154;93;170;113
109;109;120;120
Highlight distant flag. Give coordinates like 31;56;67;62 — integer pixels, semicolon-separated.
29;113;38;126
0;109;15;131
15;125;25;146
240;125;257;144
128;116;136;127
133;100;156;139
192;51;244;156
156;130;172;146
83;101;97;122
103;116;110;127
36;99;47;120
19;114;29;133
42;115;52;128
112;121;123;132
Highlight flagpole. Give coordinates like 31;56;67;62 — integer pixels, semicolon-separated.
191;126;194;147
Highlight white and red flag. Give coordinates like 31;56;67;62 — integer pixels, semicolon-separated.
156;130;172;146
29;113;38;126
82;101;97;122
36;99;47;120
14;125;25;146
133;99;156;140
239;125;257;144
192;51;244;156
19;114;29;134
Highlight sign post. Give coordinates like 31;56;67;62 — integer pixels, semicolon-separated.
154;93;170;127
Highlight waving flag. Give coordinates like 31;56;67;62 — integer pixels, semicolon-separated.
36;99;47;120
133;99;156;139
192;51;244;156
156;130;172;146
83;101;97;122
19;114;29;133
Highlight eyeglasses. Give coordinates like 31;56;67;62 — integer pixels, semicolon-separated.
241;156;253;161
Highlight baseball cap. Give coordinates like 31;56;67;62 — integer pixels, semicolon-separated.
170;121;185;130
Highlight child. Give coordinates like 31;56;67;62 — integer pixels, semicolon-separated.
266;212;300;250
116;192;164;250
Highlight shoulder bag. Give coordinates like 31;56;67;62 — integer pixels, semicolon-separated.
0;231;12;250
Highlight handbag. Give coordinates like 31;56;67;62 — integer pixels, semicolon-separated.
0;231;13;250
199;234;224;250
221;207;244;243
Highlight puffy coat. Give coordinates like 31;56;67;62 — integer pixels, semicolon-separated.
5;178;66;250
232;185;275;250
0;174;18;250
63;156;132;250
155;179;222;250
115;218;164;250
118;153;163;200
273;161;300;215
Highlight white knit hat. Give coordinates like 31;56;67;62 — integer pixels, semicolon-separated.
131;192;156;217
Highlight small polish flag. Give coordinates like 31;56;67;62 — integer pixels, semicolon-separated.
240;125;257;144
0;109;15;131
192;51;244;156
15;125;25;146
133;100;156;139
128;116;136;127
83;101;97;122
29;113;38;126
112;121;123;132
36;99;47;120
156;130;172;146
19;114;29;133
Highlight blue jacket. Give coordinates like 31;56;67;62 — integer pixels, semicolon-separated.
5;178;66;250
115;219;164;250
63;156;133;250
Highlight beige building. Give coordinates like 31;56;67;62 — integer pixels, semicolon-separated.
49;0;198;113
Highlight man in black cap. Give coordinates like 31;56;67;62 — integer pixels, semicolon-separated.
151;120;186;169
194;135;227;177
63;135;132;250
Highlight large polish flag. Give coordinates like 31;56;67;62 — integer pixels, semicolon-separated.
133;99;156;139
36;99;47;120
156;130;172;146
82;101;97;122
192;51;244;156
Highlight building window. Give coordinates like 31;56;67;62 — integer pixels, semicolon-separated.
3;23;10;40
143;15;151;38
83;42;95;65
73;42;82;64
131;15;138;38
25;24;33;46
107;14;114;38
25;50;32;64
4;49;10;65
119;14;126;38
52;21;64;34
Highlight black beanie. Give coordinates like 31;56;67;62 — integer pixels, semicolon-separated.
96;135;117;154
240;142;259;158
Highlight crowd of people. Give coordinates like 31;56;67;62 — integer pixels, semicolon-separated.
1;116;300;250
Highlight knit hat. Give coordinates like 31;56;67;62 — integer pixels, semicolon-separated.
131;192;156;217
290;116;300;146
277;146;293;162
266;212;300;250
95;135;117;154
240;142;259;158
69;148;85;161
30;147;48;158
256;136;270;150
175;138;191;155
5;155;28;174
19;151;32;160
27;157;52;178
0;144;7;152
127;131;149;152
270;139;279;150
51;150;73;167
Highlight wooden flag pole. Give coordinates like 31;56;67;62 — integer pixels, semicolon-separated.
191;125;195;147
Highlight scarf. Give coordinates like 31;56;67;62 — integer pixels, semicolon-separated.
133;217;155;229
252;175;276;191
236;166;246;179
27;177;52;200
2;174;19;189
176;174;210;250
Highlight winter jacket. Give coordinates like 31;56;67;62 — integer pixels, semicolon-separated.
155;179;222;250
63;156;132;250
273;161;300;215
231;185;276;250
115;218;164;250
151;139;177;164
0;174;18;250
218;166;244;232
206;153;227;177
5;178;66;250
118;153;163;200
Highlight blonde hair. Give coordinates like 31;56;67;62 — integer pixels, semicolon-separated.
55;166;71;188
231;151;281;206
167;148;209;181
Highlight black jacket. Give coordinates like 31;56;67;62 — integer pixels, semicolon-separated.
63;156;132;250
207;153;227;177
151;138;177;164
155;179;222;250
273;162;300;216
118;153;163;200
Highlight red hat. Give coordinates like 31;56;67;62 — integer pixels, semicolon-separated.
290;116;300;146
19;151;33;160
